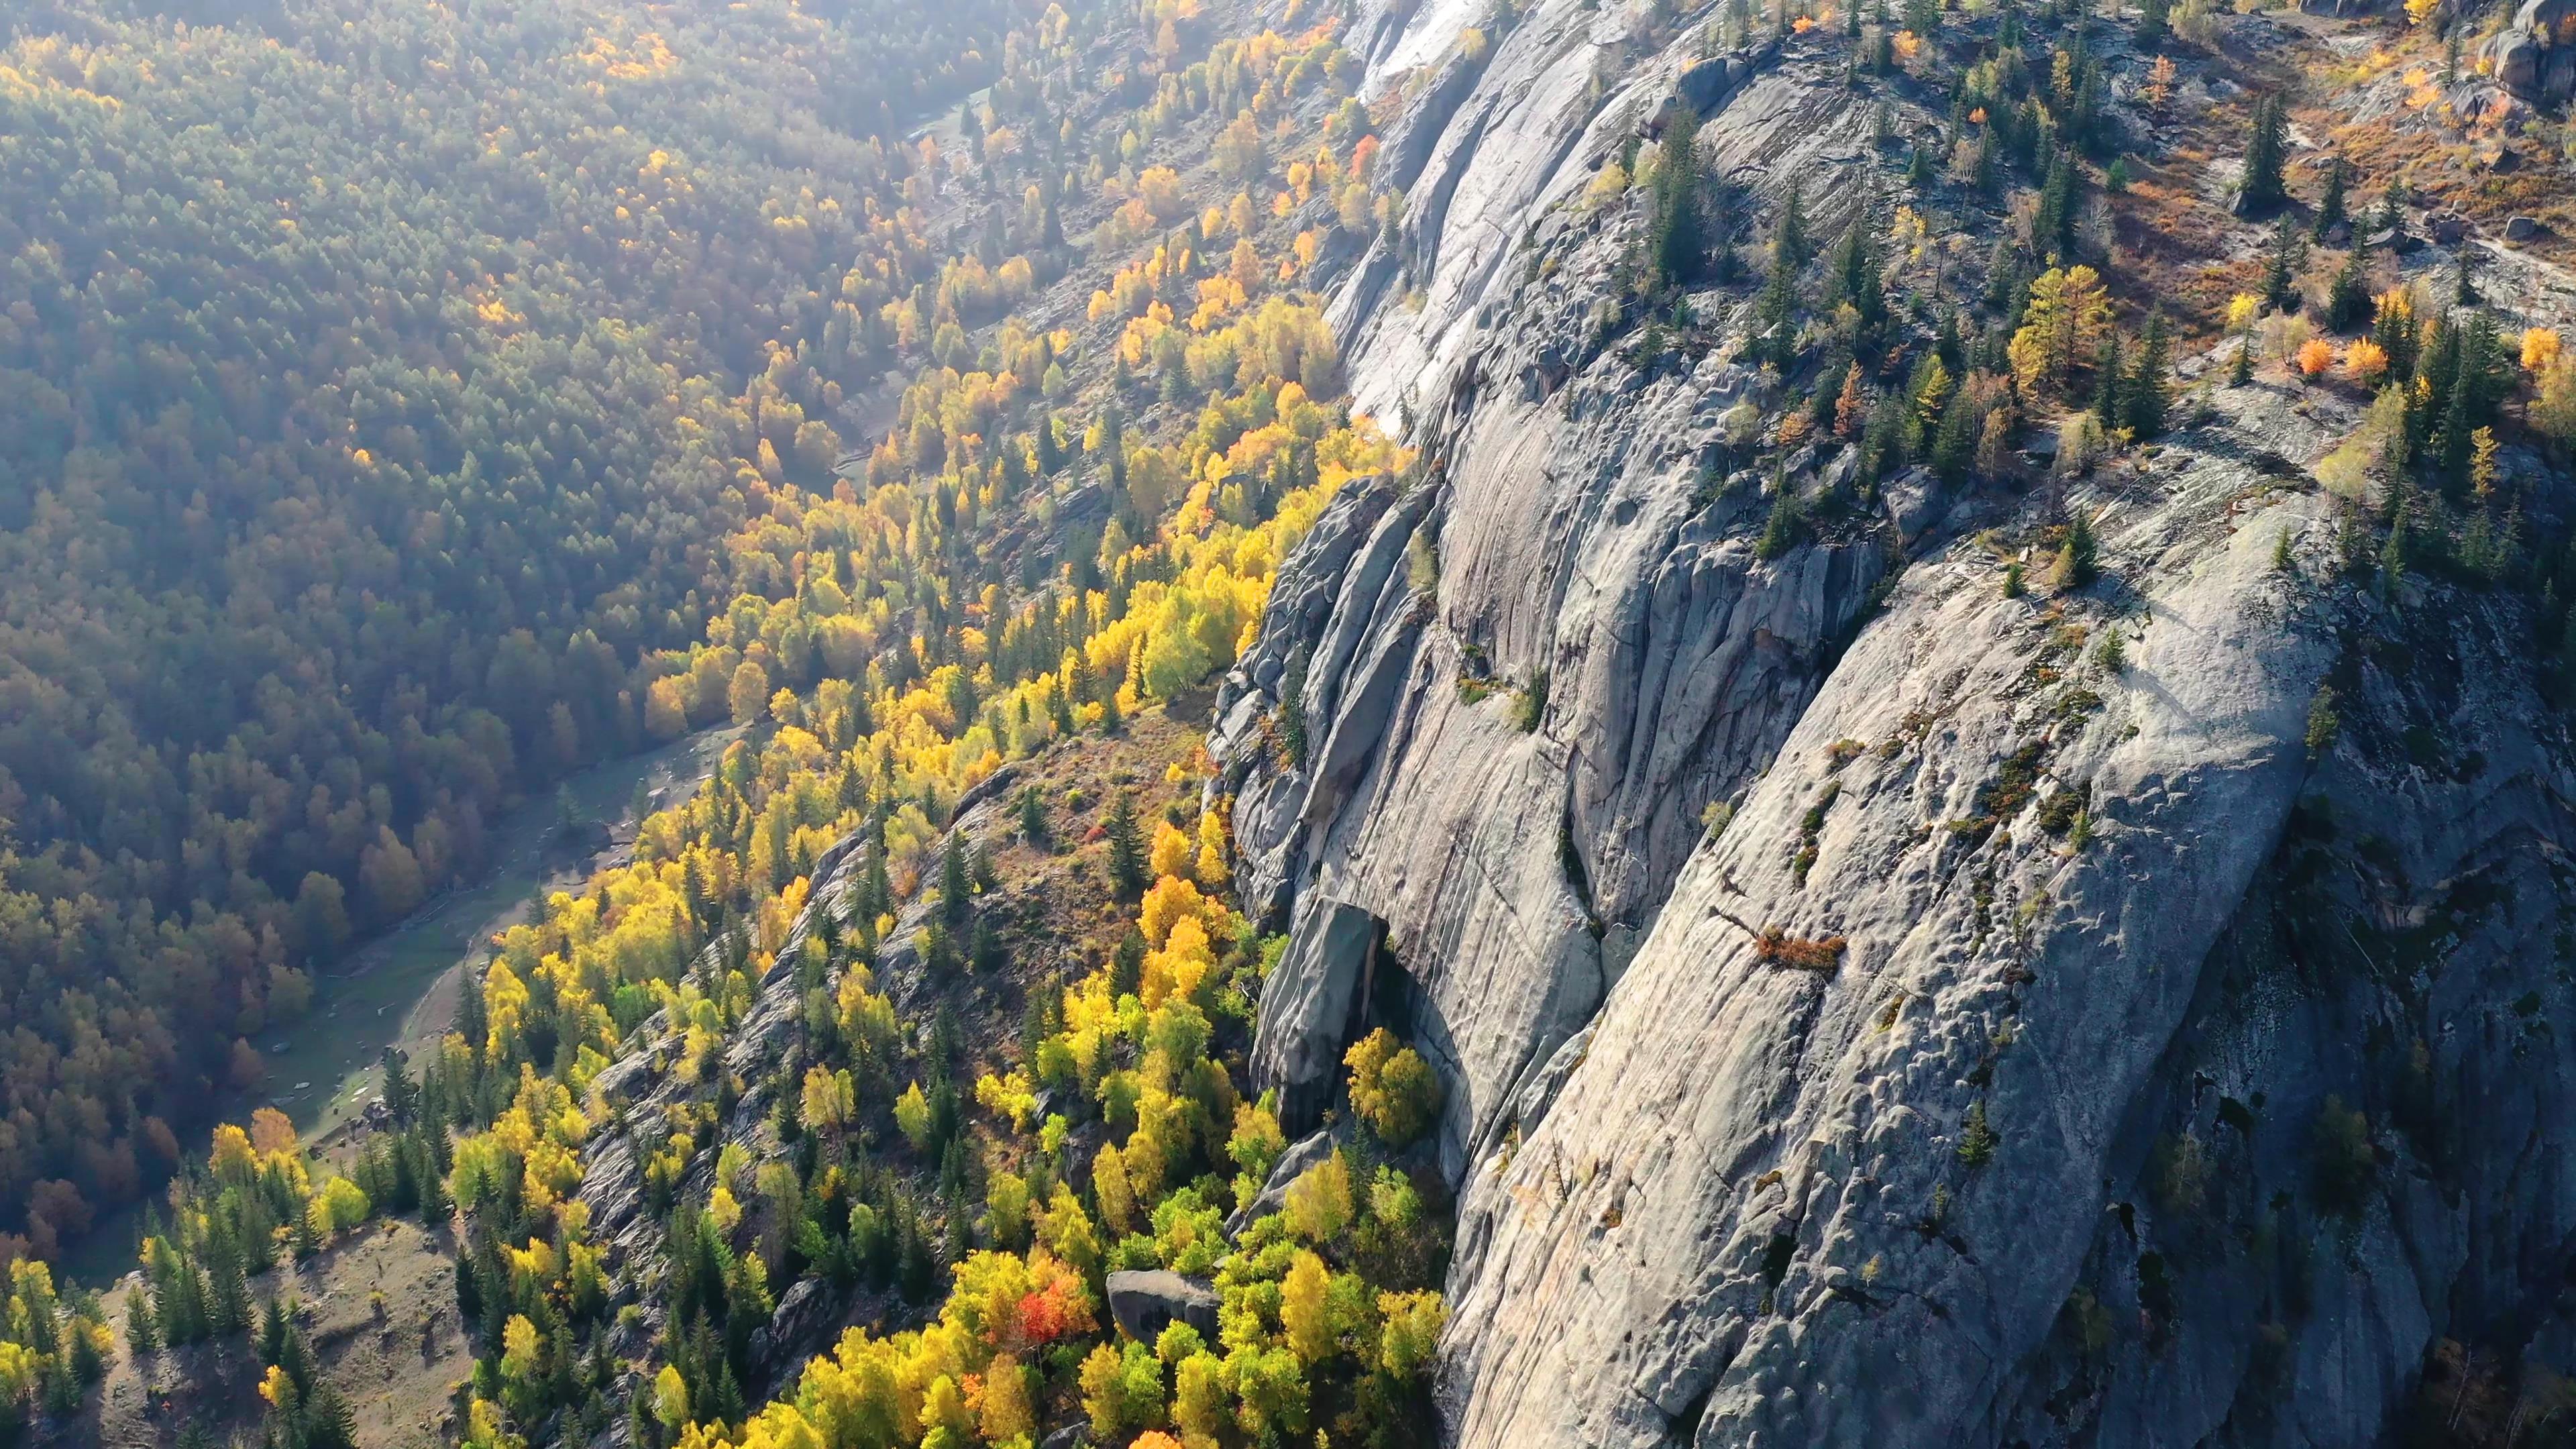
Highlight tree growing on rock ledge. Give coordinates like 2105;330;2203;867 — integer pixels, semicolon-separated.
1648;100;1709;292
1346;1029;1444;1147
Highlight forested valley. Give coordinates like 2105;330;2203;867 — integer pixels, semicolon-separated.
2;0;1449;1441
37;0;2576;1433
0;0;1080;1255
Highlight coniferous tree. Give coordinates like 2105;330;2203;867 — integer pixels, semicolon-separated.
2239;95;2289;213
2053;508;2100;590
1822;214;1884;331
2313;156;2349;238
2325;246;2373;331
1774;180;1811;270
260;1295;292;1369
205;1231;251;1338
2092;329;2126;427
1278;651;1310;767
1755;251;1799;364
1648;103;1707;291
940;833;971;926
380;1047;416;1126
2035;151;2078;260
2125;315;2171;437
2373;180;2407;244
1931;392;1978;483
123;1287;157;1356
2261;220;2307;312
1104;791;1146;897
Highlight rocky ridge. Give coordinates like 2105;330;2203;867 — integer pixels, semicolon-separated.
1208;0;2576;1444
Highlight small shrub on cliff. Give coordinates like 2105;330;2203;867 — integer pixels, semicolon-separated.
1509;669;1550;733
2305;685;2341;759
2048;509;2099;590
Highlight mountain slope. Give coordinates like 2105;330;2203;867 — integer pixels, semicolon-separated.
1211;0;2576;1442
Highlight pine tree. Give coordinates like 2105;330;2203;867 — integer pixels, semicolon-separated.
2261;219;2307;311
1774;180;1810;270
2125;315;2171;437
207;1234;251;1338
380;1047;416;1125
123;1286;157;1356
1277;651;1309;767
865;837;892;920
1931;392;1978;482
1648;102;1706;291
1034;410;1062;474
2091;329;2125;427
2239;95;2288;214
2312;156;2349;239
940;833;971;925
2325;246;2372;331
1104;791;1146;897
2373;179;2407;244
2432;370;2474;487
416;1140;453;1227
1823;215;1884;331
1756;252;1799;366
2052;509;2100;590
260;1294;291;1367
2035;150;2078;260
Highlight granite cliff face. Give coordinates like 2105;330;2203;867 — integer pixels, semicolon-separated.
1208;0;2576;1444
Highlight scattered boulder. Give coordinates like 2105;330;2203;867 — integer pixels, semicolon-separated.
1224;1124;1347;1238
1882;465;1949;545
2508;215;2541;241
763;1278;839;1373
1104;1270;1221;1342
2429;212;2470;245
1247;897;1385;1132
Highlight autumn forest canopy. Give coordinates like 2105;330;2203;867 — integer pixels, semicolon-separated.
0;0;1039;1256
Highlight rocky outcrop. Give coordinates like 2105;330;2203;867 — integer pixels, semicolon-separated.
2486;0;2576;106
1208;0;2576;1440
1248;897;1388;1129
1104;1270;1223;1342
1214;4;1888;1186
1224;1124;1348;1236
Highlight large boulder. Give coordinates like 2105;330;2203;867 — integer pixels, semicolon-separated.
1104;1271;1221;1342
1248;899;1387;1132
2485;0;2576;101
1225;1124;1350;1237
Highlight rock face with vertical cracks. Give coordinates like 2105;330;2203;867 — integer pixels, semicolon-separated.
1212;0;1894;1180
1207;0;2576;1439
